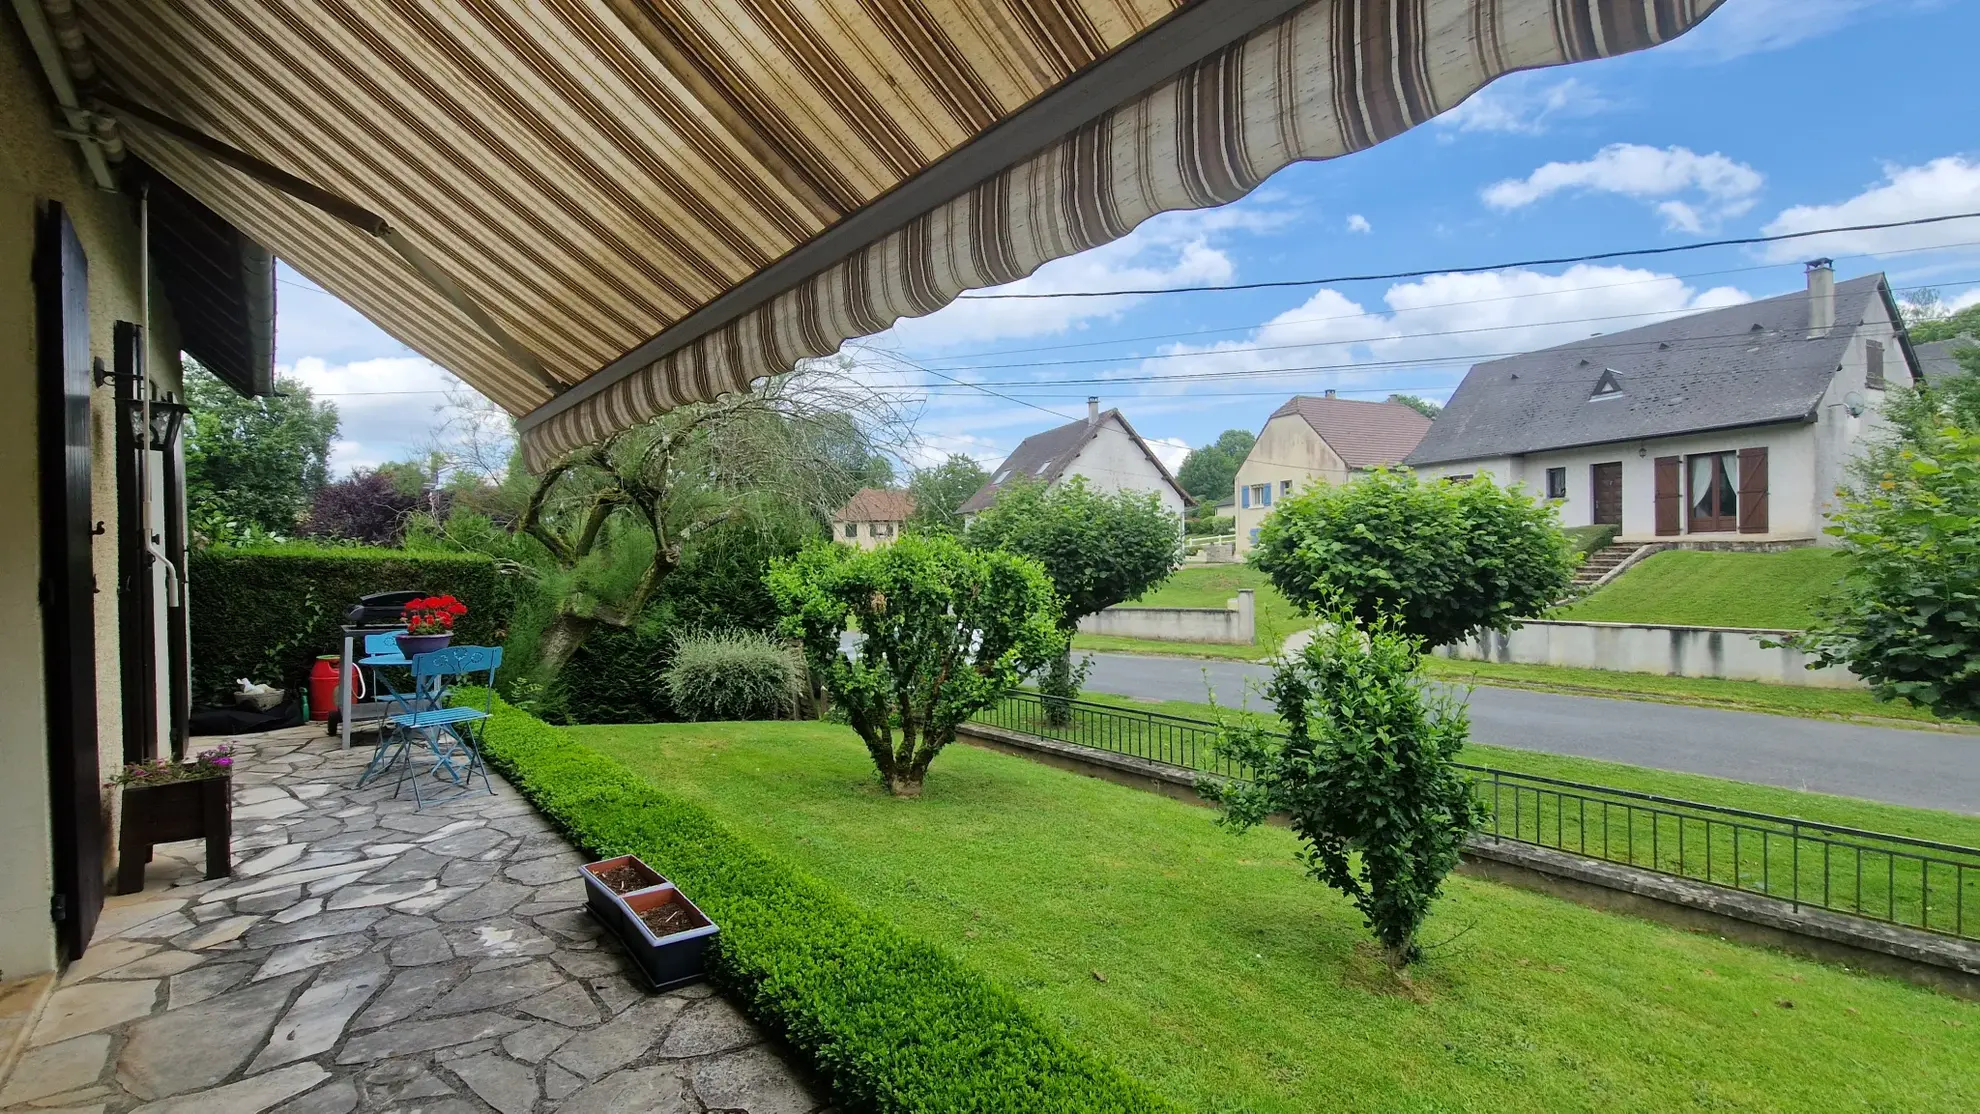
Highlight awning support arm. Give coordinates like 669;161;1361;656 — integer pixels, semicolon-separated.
94;89;566;395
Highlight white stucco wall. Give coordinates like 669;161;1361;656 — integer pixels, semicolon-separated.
1232;413;1347;552
1063;417;1188;518
1437;620;1863;688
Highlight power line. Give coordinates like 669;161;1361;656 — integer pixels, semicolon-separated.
952;211;1980;300
903;254;1980;365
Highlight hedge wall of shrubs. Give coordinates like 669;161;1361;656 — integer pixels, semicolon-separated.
189;543;509;704
472;694;1177;1114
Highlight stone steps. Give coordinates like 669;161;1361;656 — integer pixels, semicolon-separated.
1571;543;1641;588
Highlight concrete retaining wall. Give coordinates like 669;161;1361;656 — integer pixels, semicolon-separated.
1077;589;1253;644
1435;620;1863;689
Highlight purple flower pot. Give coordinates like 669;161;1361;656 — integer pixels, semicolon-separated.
396;632;453;658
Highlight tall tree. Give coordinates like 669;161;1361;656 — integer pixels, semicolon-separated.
184;360;340;542
965;476;1180;715
516;364;905;675
1175;428;1256;506
1387;393;1443;420
906;453;991;533
304;469;428;545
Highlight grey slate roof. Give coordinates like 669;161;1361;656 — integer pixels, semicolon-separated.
959;409;1191;514
1406;275;1905;467
1915;337;1976;382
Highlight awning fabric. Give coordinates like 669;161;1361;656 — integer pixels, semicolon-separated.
61;0;1721;471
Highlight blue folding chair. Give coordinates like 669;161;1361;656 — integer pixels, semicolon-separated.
382;645;502;809
352;632;431;789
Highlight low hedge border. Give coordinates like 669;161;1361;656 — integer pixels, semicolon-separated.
470;694;1177;1114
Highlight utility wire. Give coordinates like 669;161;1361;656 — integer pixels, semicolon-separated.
952;211;1980;300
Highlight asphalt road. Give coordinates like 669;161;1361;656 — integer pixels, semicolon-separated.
1080;652;1980;816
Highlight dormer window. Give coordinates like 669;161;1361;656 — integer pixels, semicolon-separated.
1589;368;1624;400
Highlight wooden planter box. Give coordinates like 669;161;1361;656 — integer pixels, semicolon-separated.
581;855;717;991
116;775;231;895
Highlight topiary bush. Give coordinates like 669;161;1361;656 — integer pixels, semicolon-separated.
469;692;1177;1114
663;629;803;721
188;543;506;704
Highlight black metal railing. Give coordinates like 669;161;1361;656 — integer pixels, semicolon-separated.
974;691;1255;781
968;693;1980;942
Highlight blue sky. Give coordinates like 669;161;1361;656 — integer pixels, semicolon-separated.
278;0;1980;476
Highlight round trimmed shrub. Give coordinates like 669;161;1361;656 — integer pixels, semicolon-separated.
662;629;803;721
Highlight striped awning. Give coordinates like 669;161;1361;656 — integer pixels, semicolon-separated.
58;0;1722;470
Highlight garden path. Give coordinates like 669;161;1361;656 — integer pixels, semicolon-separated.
0;724;829;1114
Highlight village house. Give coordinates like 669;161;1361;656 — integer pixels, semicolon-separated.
1232;392;1432;552
1406;262;1921;545
959;397;1192;522
831;488;915;550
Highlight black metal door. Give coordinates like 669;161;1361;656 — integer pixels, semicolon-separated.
36;203;103;959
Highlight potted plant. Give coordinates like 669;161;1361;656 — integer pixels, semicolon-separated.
398;594;466;657
581;855;718;990
113;746;236;895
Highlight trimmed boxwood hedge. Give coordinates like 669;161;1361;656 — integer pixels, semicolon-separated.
189;543;509;704
471;694;1178;1114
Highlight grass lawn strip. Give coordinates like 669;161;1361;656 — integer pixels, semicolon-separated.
580;720;1979;1114
1561;548;1850;629
472;696;1177;1114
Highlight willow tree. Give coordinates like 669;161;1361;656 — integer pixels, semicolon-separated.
516;363;902;675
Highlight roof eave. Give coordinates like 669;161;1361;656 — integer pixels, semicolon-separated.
1406;413;1821;467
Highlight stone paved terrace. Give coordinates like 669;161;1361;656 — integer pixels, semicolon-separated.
0;725;829;1114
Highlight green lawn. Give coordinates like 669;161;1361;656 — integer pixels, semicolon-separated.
580;721;1977;1113
1073;565;1299;660
1561;548;1851;629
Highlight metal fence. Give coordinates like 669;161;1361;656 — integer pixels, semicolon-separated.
970;692;1980;942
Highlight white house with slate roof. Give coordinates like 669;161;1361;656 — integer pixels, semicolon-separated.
960;397;1192;522
1406;262;1920;545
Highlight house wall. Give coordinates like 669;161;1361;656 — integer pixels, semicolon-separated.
1414;424;1826;543
1063;417;1188;518
2;21;185;978
1436;620;1863;689
1077;590;1255;645
831;519;904;551
1232;413;1347;553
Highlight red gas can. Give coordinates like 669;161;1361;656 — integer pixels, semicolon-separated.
308;655;355;721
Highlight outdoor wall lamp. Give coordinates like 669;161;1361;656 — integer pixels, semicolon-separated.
121;398;189;451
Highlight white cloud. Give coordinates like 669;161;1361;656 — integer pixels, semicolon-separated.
1666;0;1942;62
1146;436;1191;473
1758;157;1980;263
1345;214;1372;234
1483;144;1762;232
283;356;478;475
1115;265;1751;398
1949;288;1980;314
1436;75;1608;136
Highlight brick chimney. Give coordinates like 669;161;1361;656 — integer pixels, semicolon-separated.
1806;258;1835;337
1087;395;1100;424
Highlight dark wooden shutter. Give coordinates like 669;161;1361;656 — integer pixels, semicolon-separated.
1653;456;1681;536
1865;341;1885;389
36;203;104;959
1738;447;1769;534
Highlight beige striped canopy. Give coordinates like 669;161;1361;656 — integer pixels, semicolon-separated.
61;0;1722;470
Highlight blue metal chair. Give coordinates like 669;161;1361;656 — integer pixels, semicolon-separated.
383;645;502;808
352;633;422;789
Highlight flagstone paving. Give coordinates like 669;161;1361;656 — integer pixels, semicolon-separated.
0;725;829;1114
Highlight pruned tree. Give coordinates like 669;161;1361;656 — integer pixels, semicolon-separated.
768;534;1063;795
1202;611;1484;968
516;361;907;675
1251;469;1574;650
906;453;991;534
184;360;340;543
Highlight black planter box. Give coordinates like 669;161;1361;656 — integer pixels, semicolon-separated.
117;775;232;895
581;855;717;991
